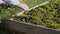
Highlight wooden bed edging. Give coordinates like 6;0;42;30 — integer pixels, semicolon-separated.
4;20;60;34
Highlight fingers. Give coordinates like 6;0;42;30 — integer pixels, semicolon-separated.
18;3;29;11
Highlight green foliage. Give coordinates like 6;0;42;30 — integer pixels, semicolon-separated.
22;0;48;8
13;0;60;29
0;6;20;19
47;23;60;29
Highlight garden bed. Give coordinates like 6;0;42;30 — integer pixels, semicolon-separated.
9;0;60;29
4;0;60;34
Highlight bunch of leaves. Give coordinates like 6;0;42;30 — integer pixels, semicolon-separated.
13;0;60;29
0;6;20;19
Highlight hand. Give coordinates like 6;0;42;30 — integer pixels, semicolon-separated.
18;3;29;11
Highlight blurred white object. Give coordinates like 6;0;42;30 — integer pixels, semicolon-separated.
3;0;29;11
3;0;20;5
0;0;4;4
0;20;2;23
